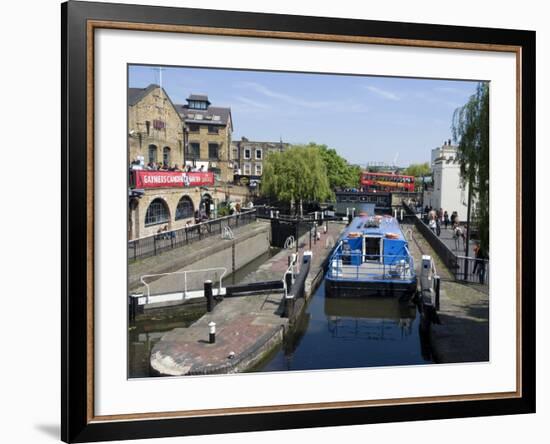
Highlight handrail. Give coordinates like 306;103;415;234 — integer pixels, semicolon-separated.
140;267;227;303
130;209;256;242
327;250;415;281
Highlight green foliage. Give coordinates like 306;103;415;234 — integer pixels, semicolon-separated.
217;203;231;217
403;162;431;178
452;82;490;252
261;145;333;214
304;143;361;189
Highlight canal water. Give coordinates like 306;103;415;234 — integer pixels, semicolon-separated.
252;281;433;372
128;247;280;378
129;248;433;378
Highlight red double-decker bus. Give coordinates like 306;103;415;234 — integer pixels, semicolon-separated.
360;171;415;192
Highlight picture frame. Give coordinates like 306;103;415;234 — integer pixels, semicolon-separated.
61;0;536;442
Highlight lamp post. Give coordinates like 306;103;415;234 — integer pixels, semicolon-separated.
463;176;473;280
183;126;189;167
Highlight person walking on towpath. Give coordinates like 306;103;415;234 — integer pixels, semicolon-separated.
443;210;449;229
473;242;488;284
428;210;437;234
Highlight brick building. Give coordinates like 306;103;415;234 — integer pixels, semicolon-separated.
128;84;184;169
231;137;290;184
175;95;234;182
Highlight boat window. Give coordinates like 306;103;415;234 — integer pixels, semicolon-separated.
363;236;381;262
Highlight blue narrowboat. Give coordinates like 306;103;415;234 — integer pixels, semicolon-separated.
325;214;417;297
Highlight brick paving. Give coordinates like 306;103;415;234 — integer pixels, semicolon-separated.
150;221;347;375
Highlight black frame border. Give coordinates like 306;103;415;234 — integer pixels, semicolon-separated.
62;1;536;442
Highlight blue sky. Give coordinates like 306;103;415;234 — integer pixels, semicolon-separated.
129;65;480;166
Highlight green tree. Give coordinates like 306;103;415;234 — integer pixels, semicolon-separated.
402;162;432;191
308;143;361;189
403;162;431;178
262;146;332;215
452;82;489;252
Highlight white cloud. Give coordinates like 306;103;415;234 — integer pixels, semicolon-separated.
234;81;368;112
364;85;400;101
234;96;272;110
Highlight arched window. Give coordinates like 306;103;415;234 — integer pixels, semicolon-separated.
148;144;158;164
200;194;213;217
145;198;169;226
163;146;171;166
175;196;194;220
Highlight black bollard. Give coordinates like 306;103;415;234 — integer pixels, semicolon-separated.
434;276;441;311
204;280;214;312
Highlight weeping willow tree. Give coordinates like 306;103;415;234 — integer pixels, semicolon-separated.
261;146;333;216
452;82;489;253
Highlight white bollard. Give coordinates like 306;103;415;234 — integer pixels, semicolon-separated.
208;321;216;344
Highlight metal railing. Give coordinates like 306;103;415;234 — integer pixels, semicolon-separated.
401;202;489;286
128;209;256;262
454;256;489;285
327;244;415;282
139;267;227;303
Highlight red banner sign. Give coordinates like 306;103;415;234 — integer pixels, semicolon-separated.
133;170;215;189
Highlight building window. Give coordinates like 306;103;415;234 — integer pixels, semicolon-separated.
175;196;194;220
209;167;221;181
188;124;200;133
148;144;158;164
244;148;251;159
145;198;170;226
189;101;207;110
255;163;262;175
153;119;165;130
255;148;262;160
208;125;219;134
208;143;219;160
244;163;251;175
188;143;200;159
163;147;171;166
145;120;151;135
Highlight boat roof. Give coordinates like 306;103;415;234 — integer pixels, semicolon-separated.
342;215;406;241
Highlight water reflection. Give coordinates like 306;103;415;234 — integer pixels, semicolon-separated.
325;297;416;342
254;282;433;372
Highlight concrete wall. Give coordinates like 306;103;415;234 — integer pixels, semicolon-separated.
131;224;271;294
431;162;469;220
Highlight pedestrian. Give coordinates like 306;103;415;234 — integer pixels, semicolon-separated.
443;210;449;229
453;223;464;250
429;216;437;234
472;242;487;284
436;217;441;236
